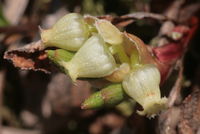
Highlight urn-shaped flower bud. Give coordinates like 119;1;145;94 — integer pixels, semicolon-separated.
62;34;117;81
122;64;167;117
41;13;90;51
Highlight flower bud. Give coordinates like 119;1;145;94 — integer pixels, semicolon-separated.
41;13;90;51
81;84;124;109
95;20;123;45
62;34;117;81
122;64;167;117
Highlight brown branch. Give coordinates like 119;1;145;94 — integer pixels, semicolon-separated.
0;24;38;34
1;127;41;134
96;12;167;27
167;59;184;107
0;70;5;134
164;0;185;20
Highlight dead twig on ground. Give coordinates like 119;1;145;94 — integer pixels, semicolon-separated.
167;60;184;107
0;70;6;134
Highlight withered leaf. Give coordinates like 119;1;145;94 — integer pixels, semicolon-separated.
158;88;200;134
164;0;185;20
178;88;200;134
0;24;38;34
97;12;167;27
158;107;182;134
178;3;200;23
4;40;57;73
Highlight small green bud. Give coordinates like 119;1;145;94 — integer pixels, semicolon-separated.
41;13;90;51
62;34;117;81
81;91;104;109
81;84;125;109
122;64;167;118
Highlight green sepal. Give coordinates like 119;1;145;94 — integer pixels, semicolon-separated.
46;49;74;73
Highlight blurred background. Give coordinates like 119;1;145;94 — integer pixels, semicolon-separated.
0;0;199;134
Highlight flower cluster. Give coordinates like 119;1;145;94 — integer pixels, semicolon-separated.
41;13;167;118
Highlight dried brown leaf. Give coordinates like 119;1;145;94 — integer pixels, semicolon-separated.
96;12;167;27
114;12;166;27
0;24;38;34
158;107;181;134
179;3;200;23
178;88;200;134
159;88;200;134
4;40;56;73
164;0;185;20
